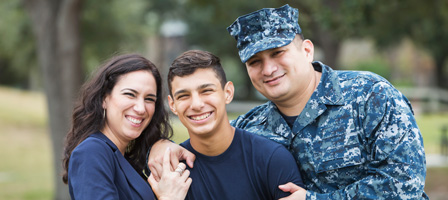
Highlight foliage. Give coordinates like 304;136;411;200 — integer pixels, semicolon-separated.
81;0;153;73
0;1;36;88
1;0;448;90
0;0;153;88
361;0;448;88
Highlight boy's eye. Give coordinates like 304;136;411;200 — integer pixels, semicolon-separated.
176;94;188;100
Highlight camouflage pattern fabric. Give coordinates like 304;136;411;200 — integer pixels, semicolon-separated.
227;4;301;63
231;62;428;199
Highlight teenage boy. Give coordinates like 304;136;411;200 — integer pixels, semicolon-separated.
161;50;303;199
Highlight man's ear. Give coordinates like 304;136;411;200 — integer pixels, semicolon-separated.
224;81;234;104
167;95;178;115
302;39;314;62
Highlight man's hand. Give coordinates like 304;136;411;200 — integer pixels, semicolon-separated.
148;139;195;181
278;182;307;200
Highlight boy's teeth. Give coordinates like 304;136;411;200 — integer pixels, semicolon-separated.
127;117;142;124
191;113;211;120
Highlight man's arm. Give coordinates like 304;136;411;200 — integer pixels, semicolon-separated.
147;139;195;181
295;84;427;199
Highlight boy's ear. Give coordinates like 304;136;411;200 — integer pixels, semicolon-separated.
224;81;234;104
167;95;178;115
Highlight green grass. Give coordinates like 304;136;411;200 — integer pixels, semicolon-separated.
0;87;47;127
0;87;53;200
415;113;448;155
0;86;447;199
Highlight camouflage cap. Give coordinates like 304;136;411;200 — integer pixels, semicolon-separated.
227;4;301;63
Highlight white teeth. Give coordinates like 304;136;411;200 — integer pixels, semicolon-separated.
127;117;142;124
191;113;211;121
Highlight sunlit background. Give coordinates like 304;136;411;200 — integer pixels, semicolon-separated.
1;0;447;199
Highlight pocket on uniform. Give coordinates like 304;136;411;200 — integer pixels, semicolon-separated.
313;131;365;173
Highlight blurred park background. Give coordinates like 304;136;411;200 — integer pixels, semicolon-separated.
1;0;448;199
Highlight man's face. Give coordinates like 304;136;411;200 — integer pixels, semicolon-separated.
168;68;234;138
245;38;315;104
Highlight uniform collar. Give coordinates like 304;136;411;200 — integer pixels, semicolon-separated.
312;61;344;106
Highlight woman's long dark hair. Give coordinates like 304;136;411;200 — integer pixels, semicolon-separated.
62;54;172;184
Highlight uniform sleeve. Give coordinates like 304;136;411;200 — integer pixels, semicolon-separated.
230;114;245;128
267;146;305;199
68;140;120;200
307;83;427;199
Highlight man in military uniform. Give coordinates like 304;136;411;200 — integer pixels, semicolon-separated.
148;4;428;200
226;4;428;199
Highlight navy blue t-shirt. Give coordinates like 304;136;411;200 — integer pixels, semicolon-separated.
180;128;304;200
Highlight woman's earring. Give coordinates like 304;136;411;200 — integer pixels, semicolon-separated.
103;109;106;119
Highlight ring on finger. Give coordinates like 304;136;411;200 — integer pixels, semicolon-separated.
174;167;184;176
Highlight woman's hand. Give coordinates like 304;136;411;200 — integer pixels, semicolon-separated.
148;139;195;181
148;147;192;200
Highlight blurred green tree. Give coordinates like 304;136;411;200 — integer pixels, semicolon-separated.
361;0;448;89
0;1;36;89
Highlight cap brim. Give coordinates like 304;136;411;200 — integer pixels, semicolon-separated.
239;32;296;63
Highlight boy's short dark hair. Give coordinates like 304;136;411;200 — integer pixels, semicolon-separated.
168;50;227;96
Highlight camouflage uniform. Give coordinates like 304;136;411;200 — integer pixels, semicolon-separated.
228;4;428;199
231;62;428;199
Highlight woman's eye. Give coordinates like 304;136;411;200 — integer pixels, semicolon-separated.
145;98;156;102
124;92;135;97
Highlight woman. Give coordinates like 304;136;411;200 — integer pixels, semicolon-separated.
62;54;191;199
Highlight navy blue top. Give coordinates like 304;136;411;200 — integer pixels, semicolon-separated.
68;132;154;200
181;128;304;200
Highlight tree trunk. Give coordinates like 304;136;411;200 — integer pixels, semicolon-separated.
316;30;342;69
435;54;447;89
24;0;82;199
